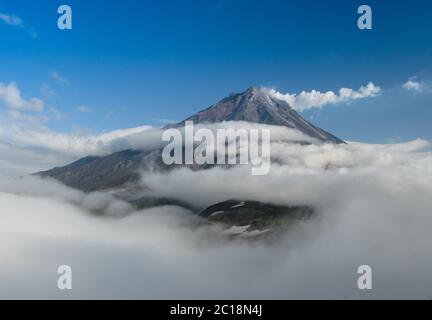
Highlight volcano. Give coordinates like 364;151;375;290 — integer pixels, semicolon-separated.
36;86;344;192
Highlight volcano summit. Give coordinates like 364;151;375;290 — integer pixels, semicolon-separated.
170;86;345;144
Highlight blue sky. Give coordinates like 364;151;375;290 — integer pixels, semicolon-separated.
0;0;431;142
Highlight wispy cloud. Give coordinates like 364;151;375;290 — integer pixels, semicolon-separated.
48;107;68;123
264;82;381;112
40;83;55;98
0;13;23;27
49;71;69;85
0;12;37;38
76;105;92;114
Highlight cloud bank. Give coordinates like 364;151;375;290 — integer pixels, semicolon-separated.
1;135;432;299
0;113;319;179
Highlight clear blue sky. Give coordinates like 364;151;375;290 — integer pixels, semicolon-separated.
0;0;431;142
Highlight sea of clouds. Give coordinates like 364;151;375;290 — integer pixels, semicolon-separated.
1;122;432;299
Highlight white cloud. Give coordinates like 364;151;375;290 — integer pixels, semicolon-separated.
264;82;381;112
403;80;423;92
0;82;44;112
0;122;153;158
0;13;23;27
49;71;69;84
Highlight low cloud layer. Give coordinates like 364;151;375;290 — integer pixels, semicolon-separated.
1;133;432;298
264;82;381;112
0;118;319;178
